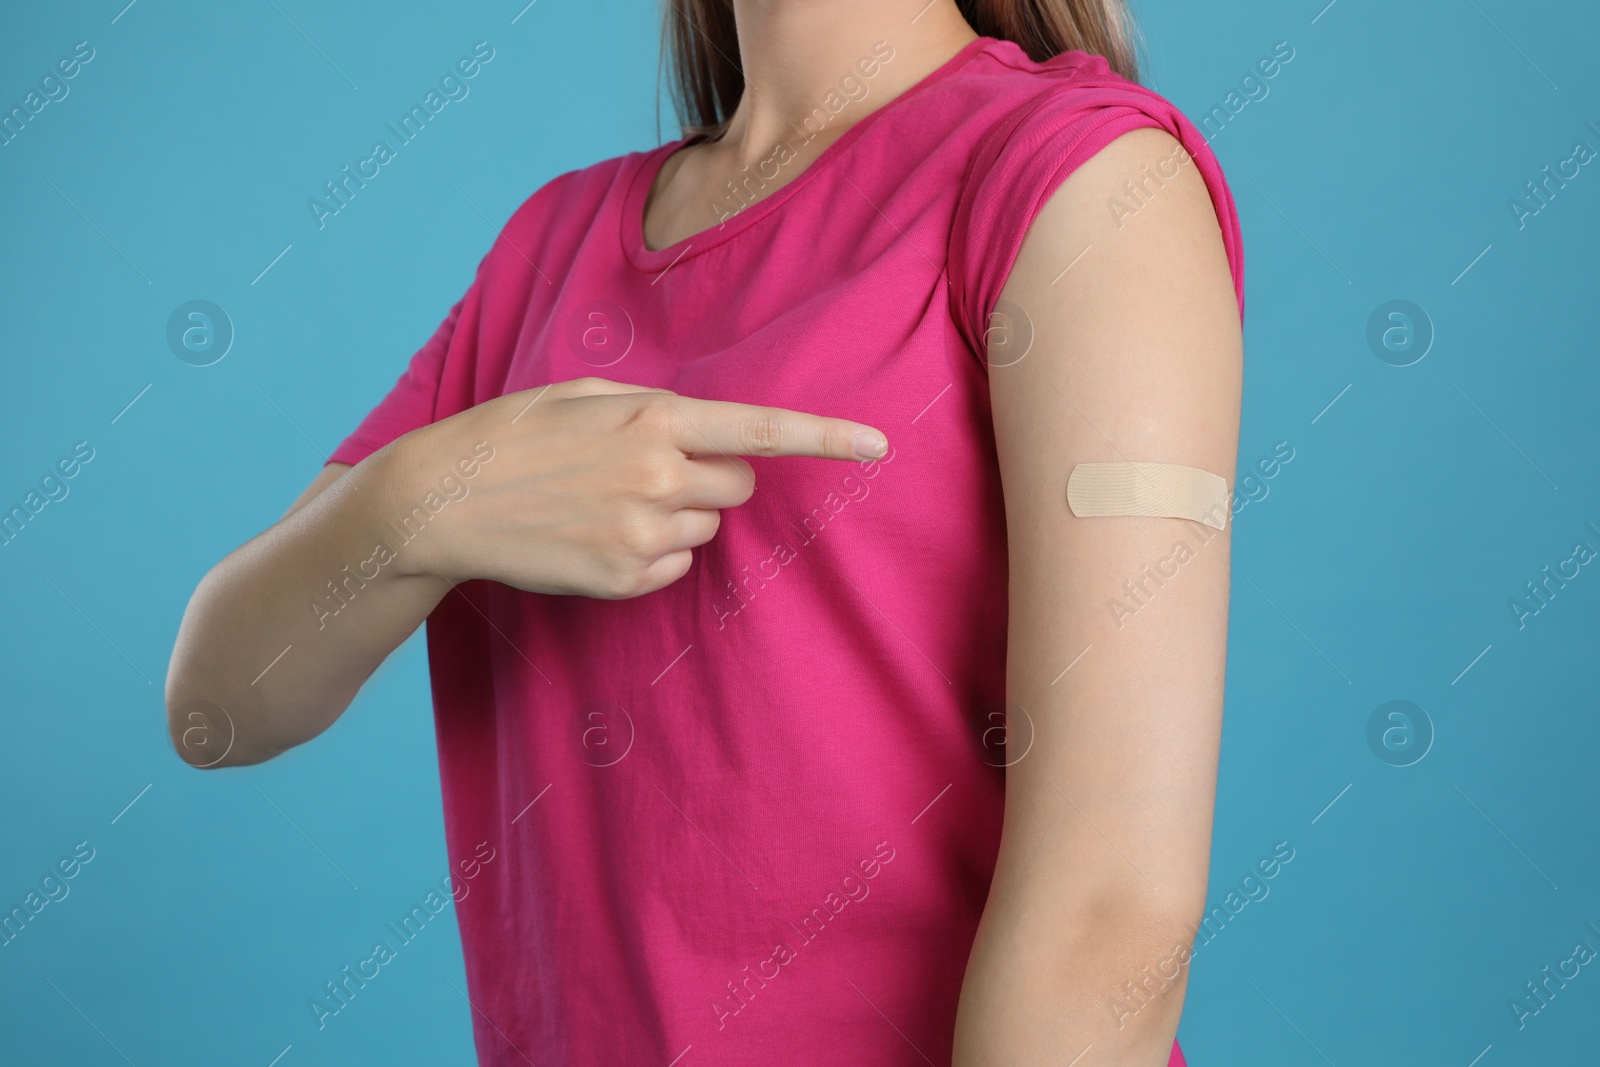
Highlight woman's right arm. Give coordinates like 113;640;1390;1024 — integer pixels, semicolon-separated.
164;377;888;768
164;445;451;768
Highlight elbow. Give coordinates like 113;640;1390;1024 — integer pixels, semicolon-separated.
954;888;1201;1062
164;654;322;769
164;678;304;769
164;664;287;768
1104;917;1196;1032
164;697;289;769
1083;894;1204;1031
165;603;279;770
165;693;245;769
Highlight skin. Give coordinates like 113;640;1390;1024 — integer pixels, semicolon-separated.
644;1;980;248
951;121;1241;1064
165;382;889;764
166;2;1240;1062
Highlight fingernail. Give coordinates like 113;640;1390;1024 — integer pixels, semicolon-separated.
852;431;888;460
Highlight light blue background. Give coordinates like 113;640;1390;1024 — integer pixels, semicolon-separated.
2;1;1597;1064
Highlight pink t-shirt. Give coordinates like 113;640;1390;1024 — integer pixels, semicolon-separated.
330;35;1242;1067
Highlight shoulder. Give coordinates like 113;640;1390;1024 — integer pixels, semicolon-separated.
496;151;634;243
945;40;1246;349
1008;123;1240;334
468;146;654;284
949;39;1220;200
944;39;1196;157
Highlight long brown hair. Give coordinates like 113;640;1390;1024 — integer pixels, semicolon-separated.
663;0;1142;135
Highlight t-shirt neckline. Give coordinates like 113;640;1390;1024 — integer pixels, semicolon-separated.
620;35;997;273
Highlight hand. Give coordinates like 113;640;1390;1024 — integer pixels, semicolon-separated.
384;377;889;599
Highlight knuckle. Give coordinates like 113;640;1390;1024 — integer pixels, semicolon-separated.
615;513;665;560
818;423;850;459
547;377;592;400
624;561;660;598
740;412;785;456
595;547;650;600
630;458;682;503
599;567;642;600
630;394;679;436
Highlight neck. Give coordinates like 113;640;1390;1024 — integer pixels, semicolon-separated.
716;0;979;165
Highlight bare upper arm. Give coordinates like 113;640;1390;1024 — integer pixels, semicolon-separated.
282;463;353;520
985;125;1242;916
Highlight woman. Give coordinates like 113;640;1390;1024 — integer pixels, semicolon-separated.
166;0;1243;1063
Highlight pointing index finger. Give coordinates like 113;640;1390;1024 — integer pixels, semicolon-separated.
663;396;888;462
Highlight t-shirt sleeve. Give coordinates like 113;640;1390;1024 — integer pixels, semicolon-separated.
947;59;1246;361
325;283;478;468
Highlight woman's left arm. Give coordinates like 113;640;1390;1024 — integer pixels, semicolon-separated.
952;126;1243;1066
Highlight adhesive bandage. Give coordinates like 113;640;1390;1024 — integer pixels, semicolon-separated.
1067;462;1229;530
